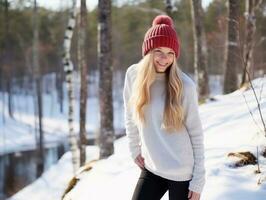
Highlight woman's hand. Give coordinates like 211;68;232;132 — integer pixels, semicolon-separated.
188;190;200;200
134;154;145;169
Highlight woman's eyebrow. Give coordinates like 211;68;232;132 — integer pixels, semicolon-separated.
166;51;174;54
162;48;174;53
154;48;174;54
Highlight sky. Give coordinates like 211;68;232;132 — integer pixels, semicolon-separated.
37;0;214;11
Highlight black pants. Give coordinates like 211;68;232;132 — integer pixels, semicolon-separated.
132;167;190;200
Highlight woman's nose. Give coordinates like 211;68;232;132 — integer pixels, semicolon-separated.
159;52;167;59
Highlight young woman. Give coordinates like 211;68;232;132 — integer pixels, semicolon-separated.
123;15;205;200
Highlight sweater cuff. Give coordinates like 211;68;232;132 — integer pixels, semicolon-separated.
131;147;141;161
188;182;204;194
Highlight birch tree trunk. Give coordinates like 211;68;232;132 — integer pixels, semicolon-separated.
78;0;88;166
223;0;240;94
98;0;114;159
33;0;44;177
63;0;80;172
241;0;262;87
190;0;209;100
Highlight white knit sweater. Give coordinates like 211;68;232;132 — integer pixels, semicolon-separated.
123;64;205;193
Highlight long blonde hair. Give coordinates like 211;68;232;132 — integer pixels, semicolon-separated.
129;52;184;133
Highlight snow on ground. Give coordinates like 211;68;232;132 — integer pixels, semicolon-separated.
0;73;219;155
8;146;99;200
0;93;124;155
0;71;125;155
8;76;266;200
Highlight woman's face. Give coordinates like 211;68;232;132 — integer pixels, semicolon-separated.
153;47;175;73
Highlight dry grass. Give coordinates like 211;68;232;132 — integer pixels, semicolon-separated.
227;151;257;167
61;159;99;200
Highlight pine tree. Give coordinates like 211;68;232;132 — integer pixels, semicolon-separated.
97;0;115;158
223;0;240;93
241;0;263;86
190;0;210;100
33;0;44;177
78;0;88;166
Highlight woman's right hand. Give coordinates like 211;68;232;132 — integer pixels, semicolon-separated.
134;154;145;169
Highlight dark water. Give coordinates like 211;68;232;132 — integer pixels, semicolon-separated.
0;132;126;200
0;143;67;200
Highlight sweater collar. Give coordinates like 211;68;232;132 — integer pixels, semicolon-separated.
155;72;166;80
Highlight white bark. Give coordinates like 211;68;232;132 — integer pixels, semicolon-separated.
62;0;80;173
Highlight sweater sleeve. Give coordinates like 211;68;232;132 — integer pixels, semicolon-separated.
123;68;141;160
183;82;206;194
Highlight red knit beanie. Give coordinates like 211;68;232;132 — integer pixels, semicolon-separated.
142;15;180;58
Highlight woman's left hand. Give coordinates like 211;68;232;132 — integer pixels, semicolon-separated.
188;190;200;200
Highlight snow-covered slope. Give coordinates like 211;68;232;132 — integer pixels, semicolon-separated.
9;76;266;200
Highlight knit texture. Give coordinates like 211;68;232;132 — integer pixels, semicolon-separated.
142;15;180;58
123;64;206;193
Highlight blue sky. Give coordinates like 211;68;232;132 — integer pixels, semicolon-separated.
37;0;213;11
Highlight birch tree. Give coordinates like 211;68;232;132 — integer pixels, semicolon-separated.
240;0;263;87
63;0;80;172
98;0;115;158
190;0;210;100
223;0;240;94
33;0;44;176
78;0;88;166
